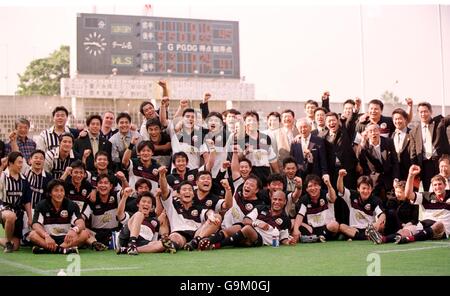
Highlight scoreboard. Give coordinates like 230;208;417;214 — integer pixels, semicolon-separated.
77;13;240;78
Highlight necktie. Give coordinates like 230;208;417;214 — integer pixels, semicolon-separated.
423;125;433;159
122;136;128;151
91;137;99;156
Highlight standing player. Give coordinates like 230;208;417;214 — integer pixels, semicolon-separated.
0;152;32;252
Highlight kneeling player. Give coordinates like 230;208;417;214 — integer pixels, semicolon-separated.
28;179;89;254
337;169;386;241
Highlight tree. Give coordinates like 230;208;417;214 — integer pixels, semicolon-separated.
16;45;69;96
381;90;399;105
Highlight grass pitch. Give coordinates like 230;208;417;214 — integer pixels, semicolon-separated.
1;235;449;276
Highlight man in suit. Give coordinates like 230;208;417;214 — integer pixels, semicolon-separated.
324;112;358;225
74;115;112;172
410;102;444;191
391;108;412;181
291;118;328;180
274;109;299;166
359;123;399;204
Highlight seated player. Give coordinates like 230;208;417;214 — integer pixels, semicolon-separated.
28;179;89;254
367;179;419;244
205;191;294;249
158;166;223;253
395;165;449;244
291;174;339;243
336;169;386;241
115;191;169;255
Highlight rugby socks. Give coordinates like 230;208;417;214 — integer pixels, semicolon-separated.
412;227;433;241
221;231;245;247
208;230;225;244
129;236;138;246
382;234;397;243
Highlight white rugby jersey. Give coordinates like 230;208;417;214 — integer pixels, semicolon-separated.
161;191;208;232
222;191;264;229
83;191;124;231
340;188;383;229
167;121;205;170
414;190;450;236
126;158;160;195
297;192;335;228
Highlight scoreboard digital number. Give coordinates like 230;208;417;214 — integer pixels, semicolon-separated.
77;13;240;78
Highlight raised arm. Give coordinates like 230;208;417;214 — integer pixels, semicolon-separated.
220;179;233;212
405;98;413;123
158;166;169;200
405;165;420;201
122;135;139;168
323;175;336;203
337;169;347;195
159;96;170;128
199;93;211;120
117;187;133;222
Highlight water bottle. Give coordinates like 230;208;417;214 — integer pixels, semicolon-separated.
272;229;280;247
109;231;116;250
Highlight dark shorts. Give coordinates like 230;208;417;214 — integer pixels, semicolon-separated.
0;207;24;240
51;235;66;246
92;228;115;245
118;225;151;247
312;225;338;241
173;230;195;242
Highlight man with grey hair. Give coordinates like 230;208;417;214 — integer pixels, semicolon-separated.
4;118;36;161
290;118;328;181
358;123;399;205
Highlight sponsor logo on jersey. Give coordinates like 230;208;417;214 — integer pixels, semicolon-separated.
70;190;75;195
206;200;213;207
152;169;158;176
380;122;387;129
364;204;371;211
109;196;115;203
320;199;325;206
191;209;199;217
81;189;87;196
137;166;143;171
151;220;158;227
174;180;180;184
307;204;312;208
245;203;254;211
188;175;195;182
60;210;68;218
275;218;283;225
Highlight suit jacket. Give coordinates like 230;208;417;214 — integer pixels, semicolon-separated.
391;127;412;181
359;137;399;191
290;134;328;178
74;135;112;172
410;115;443;166
276;126;299;164
324;128;358;176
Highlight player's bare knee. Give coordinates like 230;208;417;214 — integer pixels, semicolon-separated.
398;229;410;237
328;221;339;233
3;211;17;222
28;230;38;241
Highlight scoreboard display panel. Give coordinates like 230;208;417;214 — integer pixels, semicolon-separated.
77;13;240;78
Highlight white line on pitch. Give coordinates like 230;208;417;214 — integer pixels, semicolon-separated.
374;245;450;254
45;266;141;273
0;258;50;275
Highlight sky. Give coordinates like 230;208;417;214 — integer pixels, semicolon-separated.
0;0;449;106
